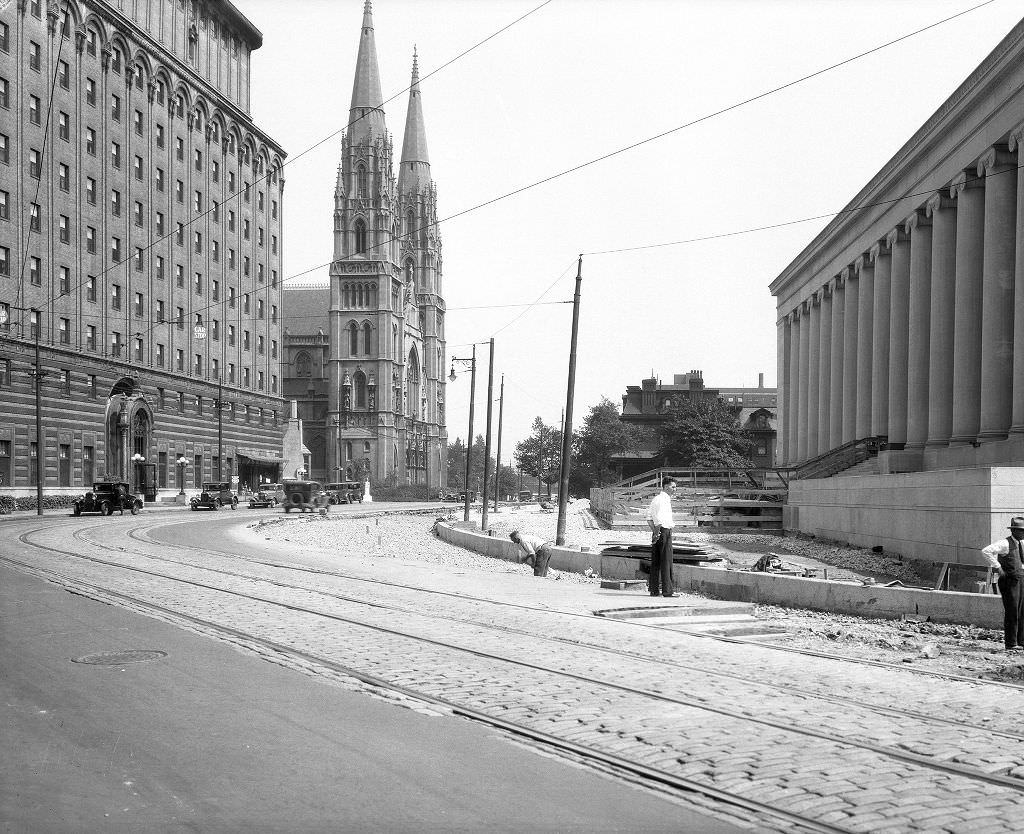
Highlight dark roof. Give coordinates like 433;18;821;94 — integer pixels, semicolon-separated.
283;286;330;336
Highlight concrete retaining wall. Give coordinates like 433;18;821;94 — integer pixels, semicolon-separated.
436;522;1004;629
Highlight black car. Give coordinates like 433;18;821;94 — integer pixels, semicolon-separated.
247;488;278;509
73;482;143;516
190;482;239;511
278;480;331;513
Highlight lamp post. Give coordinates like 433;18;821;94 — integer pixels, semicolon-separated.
449;344;477;523
176;455;188;497
131;452;145;495
0;306;44;514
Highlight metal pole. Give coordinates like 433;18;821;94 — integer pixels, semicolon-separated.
217;378;223;482
481;338;495;532
33;309;42;515
556;256;583;545
462;344;476;523
493;374;504;513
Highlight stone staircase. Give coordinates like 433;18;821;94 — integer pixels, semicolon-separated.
840;457;880;476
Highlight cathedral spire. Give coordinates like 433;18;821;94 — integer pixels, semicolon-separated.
398;46;431;193
348;0;386;144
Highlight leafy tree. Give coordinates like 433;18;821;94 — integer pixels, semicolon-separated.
446;437;466;488
514;417;562;498
657;397;753;468
571;397;643;492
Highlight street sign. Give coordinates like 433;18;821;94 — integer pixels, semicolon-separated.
193;324;207;340
0;308;7;325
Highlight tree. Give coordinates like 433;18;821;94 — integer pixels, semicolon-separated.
446;437;466;488
514;417;562;497
571;397;643;493
657;397;753;468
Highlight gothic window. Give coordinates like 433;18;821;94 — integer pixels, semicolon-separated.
348;321;359;356
357;283;364;307
343;284;351;308
392;324;398;357
357;165;367;197
404;259;414;288
406;348;420;417
362;322;372;354
296;351;312;377
354;219;367;254
354;370;367;408
406;209;415;238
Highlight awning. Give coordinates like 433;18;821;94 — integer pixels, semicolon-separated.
237;452;285;466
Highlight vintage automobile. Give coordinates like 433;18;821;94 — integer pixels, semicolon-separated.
73;481;143;516
326;481;363;505
437;488;461;502
247;488;278;509
278;480;331;513
190;482;239;511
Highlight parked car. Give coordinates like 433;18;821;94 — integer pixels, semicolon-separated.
278;480;331;513
247;488;278;509
326;481;364;504
190;482;238;511
437;488;461;502
458;490;478;503
73;482;142;516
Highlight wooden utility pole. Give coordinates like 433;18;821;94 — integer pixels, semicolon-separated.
493;374;504;512
556;257;582;546
481;339;495;532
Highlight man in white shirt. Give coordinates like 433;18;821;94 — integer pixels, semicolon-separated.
510;530;553;577
645;479;678;597
981;516;1024;651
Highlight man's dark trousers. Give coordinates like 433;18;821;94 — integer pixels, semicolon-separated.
998;535;1024;649
649;526;674;596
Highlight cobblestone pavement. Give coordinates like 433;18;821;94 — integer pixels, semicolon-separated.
9;517;1024;833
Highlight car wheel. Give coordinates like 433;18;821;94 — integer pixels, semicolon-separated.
284;506;291;513
130;502;140;515
231;497;238;510
100;501;112;516
73;506;81;517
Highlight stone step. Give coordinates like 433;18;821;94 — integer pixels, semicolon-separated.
596;604;755;620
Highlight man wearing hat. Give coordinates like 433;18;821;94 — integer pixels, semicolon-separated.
981;517;1024;651
509;530;553;577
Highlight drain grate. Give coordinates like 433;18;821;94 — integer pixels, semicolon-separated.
71;650;167;665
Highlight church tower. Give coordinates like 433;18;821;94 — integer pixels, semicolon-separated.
328;1;447;490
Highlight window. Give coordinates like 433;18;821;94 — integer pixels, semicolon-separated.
229;287;236;308
59;266;69;294
134;247;144;271
176;350;184;372
111;141;121;168
243;294;250;314
243;219;250;239
194;232;202;254
30;256;40;284
134;337;144;362
58;163;69;191
86;128;96;155
194;191;202;212
29;148;41;178
59;215;69;243
175;265;184;287
29;310;39;338
257;299;264;319
156;344;165;367
212;240;219;262
244;182;251;203
212;201;219;222
58;61;69;89
111;284;122;310
271;339;278;359
258;227;264;247
86;325;96;350
156;300;165;322
354;220;367;254
111;331;122;356
272;199;278;220
134;201;144;226
176;223;184;246
258;371;264;391
211;358;219;378
156;168;165;191
134;155;143;180
243;368;250;388
86;177;96;204
212;160;219;182
111;93;121;121
86;275;96;301
257;335;264;355
194;272;202;294
29;41;40;71
59;318;70;345
243;256;249;277
175;307;184;330
257;264;264;282
228;249;235;269
29;95;40;124
111;237;121;262
156;256;164;280
212;280;220;301
89;376;97;399
29;204;40;232
272;270;277;288
228;325;235;346
58;111;69;140
86;227;96;253
0;189;6;220
212;319;219;340
156;123;164;148
111;189;121;216
194;354;202;375
156;212;165;236
228;363;235;383
176;179;184;203
228;210;235;231
86;78;96;106
0;21;8;53
194;149;202;171
134;110;143;135
258;191;264;211
229;171;235;191
175;137;184;161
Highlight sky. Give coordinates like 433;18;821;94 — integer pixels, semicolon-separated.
239;0;1023;453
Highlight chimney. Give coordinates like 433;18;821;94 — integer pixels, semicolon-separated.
758;373;764;389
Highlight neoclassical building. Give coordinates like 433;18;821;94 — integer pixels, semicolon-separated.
0;0;286;496
283;1;447;489
771;16;1024;563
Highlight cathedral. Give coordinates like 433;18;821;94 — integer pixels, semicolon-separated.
283;1;447;490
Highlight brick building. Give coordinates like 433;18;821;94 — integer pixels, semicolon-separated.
0;0;286;496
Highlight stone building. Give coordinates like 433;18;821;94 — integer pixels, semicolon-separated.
0;0;286;496
290;0;447;489
770;16;1024;563
615;370;777;478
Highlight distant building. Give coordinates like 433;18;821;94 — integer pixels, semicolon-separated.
614;370;777;478
0;0;286;496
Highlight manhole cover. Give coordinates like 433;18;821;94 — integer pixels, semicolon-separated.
71;650;167;665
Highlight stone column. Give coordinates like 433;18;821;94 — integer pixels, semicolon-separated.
789;309;803;462
1010;129;1024;434
797;300;811;462
829;276;845;449
978;147;1017;442
807;293;822;459
817;287;833;456
779;316;790;465
887;227;911;447
950;171;985;445
842;266;859;444
925;192;958;447
905;210;932;449
855;254;874;438
870;242;891;437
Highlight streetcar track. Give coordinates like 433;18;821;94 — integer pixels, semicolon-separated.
12;522;1024;799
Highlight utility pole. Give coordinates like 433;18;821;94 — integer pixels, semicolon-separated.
556;256;583;546
32;309;42;515
481;339;495;532
217;376;223;482
493;374;504;513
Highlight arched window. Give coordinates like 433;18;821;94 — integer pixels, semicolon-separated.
354;220;367;254
392;324;398;357
296;351;312;377
345;441;353;460
362;322;372;354
348;322;359;355
357;283;364;307
357;165;367;197
404;259;414;288
406;209;415;237
406;348;420;417
354;371;367;408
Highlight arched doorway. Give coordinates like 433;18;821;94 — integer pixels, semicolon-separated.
104;378;154;494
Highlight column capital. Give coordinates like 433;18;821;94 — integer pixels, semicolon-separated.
885;226;908;248
925;191;956;216
950;170;983;198
854;254;872;275
869;240;890;262
1008;124;1024;153
904;209;931;234
977;145;1014;176
841;265;856;284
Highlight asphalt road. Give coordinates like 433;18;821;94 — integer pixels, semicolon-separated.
1;511;743;833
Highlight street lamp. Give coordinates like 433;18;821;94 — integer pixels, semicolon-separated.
131;453;145;495
176;455;188;496
0;305;44;515
449;345;477;523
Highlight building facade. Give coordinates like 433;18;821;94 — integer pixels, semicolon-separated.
0;0;286;496
303;1;447;489
615;370;777;478
770;16;1024;562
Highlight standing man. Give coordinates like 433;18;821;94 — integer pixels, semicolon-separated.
509;530;554;577
982;517;1024;652
646;478;678;598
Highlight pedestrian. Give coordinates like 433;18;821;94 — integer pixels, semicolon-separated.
981;516;1024;652
509;530;553;577
646;478;678;598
